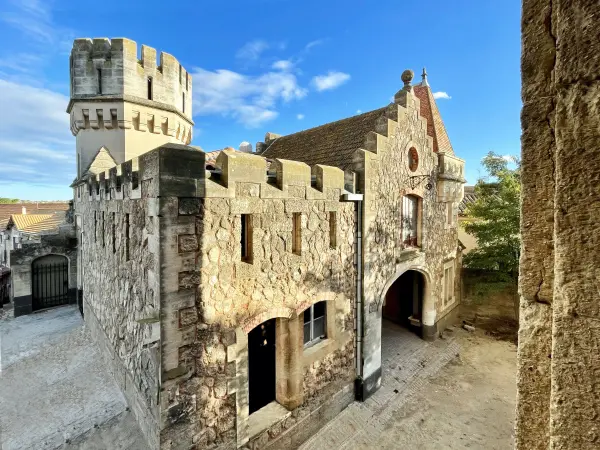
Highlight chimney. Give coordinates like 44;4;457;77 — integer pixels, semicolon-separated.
22;206;26;215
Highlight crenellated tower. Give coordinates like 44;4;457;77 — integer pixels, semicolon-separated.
68;38;194;178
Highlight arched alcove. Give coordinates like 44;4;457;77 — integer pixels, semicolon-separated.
31;254;69;311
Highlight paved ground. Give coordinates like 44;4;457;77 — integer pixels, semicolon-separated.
300;321;517;450
0;305;147;450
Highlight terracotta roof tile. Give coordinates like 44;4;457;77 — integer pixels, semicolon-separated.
261;108;388;170
413;85;454;154
8;212;65;234
459;186;477;215
0;203;70;228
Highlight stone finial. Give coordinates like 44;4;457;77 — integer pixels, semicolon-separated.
421;67;429;87
401;69;414;87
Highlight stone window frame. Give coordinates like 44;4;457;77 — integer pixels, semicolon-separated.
442;259;455;308
240;214;254;263
401;194;423;248
444;202;457;229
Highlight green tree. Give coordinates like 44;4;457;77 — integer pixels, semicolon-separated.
461;152;521;317
0;198;20;204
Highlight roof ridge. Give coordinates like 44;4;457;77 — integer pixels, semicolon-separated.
264;106;388;147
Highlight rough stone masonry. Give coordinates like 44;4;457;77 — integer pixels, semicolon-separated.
516;1;600;449
69;38;465;449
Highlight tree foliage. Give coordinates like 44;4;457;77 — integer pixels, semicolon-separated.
461;151;521;275
0;198;20;204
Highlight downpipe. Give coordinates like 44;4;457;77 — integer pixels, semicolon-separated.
342;193;364;399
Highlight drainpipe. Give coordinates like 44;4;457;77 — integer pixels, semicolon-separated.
341;193;364;393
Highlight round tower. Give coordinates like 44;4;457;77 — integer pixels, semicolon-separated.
68;38;194;177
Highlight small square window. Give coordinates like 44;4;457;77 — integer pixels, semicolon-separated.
304;301;327;347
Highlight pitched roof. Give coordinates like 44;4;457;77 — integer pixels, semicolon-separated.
84;146;117;176
0;203;70;230
261;107;388;170
8;212;65;234
459;186;477;215
413;85;454;154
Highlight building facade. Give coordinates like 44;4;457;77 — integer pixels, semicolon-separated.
70;38;465;449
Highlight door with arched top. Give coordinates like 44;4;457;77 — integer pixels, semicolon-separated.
31;255;69;311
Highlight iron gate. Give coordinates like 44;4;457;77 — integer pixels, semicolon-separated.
32;256;69;311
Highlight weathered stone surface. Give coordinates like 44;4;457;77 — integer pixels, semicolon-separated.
517;1;600;449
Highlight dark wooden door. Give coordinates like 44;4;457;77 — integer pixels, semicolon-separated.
248;319;276;414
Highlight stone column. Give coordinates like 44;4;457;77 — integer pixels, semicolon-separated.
518;0;600;449
516;0;556;447
549;0;600;447
276;316;304;409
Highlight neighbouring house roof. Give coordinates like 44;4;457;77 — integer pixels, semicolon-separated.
205;147;236;169
261;107;388;170
459;186;477;215
7;212;66;234
0;203;70;231
413;85;454;155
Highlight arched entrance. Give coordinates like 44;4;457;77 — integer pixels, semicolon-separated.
31;254;69;312
248;318;277;414
382;270;425;334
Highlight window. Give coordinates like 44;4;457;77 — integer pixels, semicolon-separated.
125;213;130;261
402;195;419;247
446;202;454;227
94;211;97;243
182;92;186;113
101;212;105;247
304;302;327;347
241;214;253;262
147;77;153;100
329;211;337;249
444;264;455;306
97;68;102;94
112;212;116;254
292;213;302;255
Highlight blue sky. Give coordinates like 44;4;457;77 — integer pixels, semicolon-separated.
0;0;521;201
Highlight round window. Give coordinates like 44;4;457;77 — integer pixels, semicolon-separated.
408;147;419;172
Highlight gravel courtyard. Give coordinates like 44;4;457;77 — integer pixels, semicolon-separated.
300;324;517;450
0;305;146;450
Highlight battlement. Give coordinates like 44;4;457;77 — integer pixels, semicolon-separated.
70;38;192;122
75;145;355;204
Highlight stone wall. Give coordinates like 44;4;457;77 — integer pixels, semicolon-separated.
356;87;464;397
154;148;357;450
74;150;162;449
517;1;600;449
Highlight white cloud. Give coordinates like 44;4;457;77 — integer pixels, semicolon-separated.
0;79;74;189
305;39;325;51
236;40;270;62
297;114;304;120
356;109;362;114
191;67;307;128
1;0;73;50
272;60;293;71
433;91;451;100
311;71;351;92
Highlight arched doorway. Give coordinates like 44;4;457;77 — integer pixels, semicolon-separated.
31;254;69;312
382;270;425;334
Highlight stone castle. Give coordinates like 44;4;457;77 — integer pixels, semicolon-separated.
65;37;465;449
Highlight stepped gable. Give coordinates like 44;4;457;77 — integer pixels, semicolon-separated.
413;85;454;154
261;107;388;169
